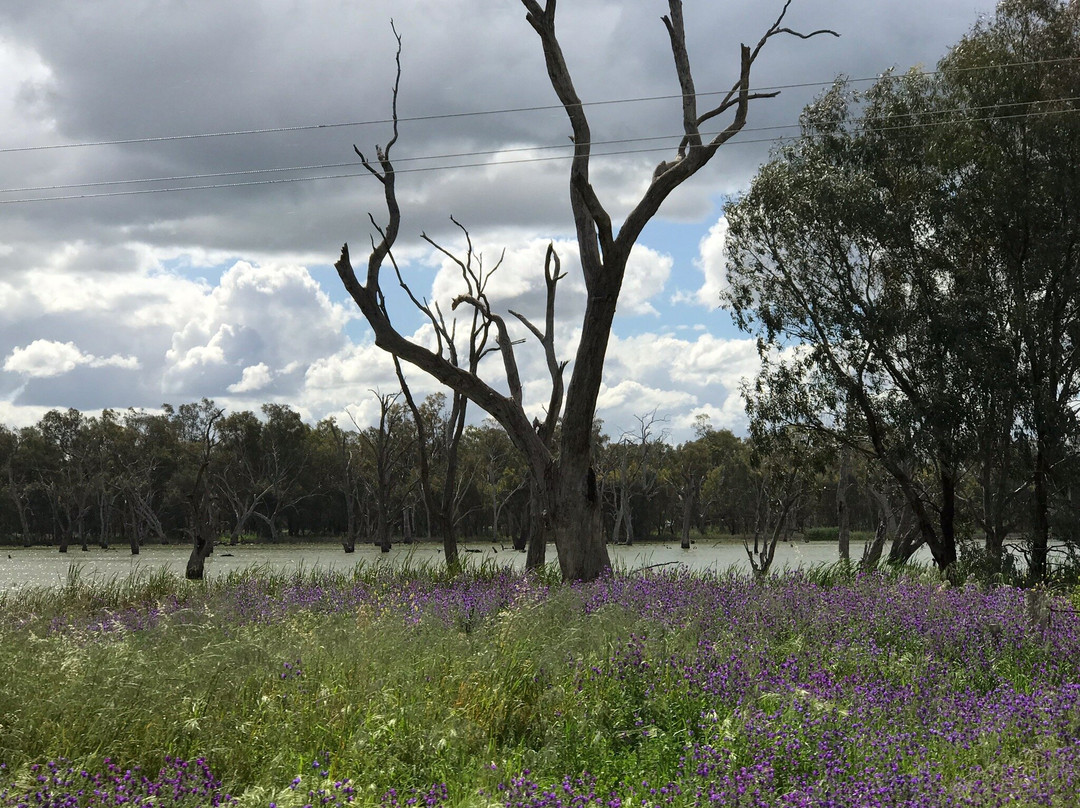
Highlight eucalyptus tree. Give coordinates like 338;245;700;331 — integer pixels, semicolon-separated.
119;408;179;551
742;429;827;575
0;426;40;545
666;418;743;547
462;420;528;544
252;404;313;541
213;410;270;545
725;70;1002;573
608;410;668;547
665;437;711;549
37;409;98;553
165;399;225;579
354;392;416;552
726;0;1080;579
86;409;129;550
184;405;223;580
334;1;835;581
937;0;1080;580
318;418;366;552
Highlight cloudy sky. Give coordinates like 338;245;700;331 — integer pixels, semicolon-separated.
0;0;995;440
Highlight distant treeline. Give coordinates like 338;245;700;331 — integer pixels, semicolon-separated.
0;398;885;553
0;396;1069;578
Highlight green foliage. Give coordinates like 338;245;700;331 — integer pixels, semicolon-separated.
725;0;1080;580
802;526;875;544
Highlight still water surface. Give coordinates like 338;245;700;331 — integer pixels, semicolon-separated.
0;539;936;591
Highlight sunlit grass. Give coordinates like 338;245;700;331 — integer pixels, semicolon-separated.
2;563;1079;806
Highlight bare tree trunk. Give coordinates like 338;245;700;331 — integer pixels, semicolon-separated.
939;466;958;573
837;449;851;561
343;489;357;552
186;525;214;579
524;479;547;570
57;515;69;554
680;493;693;550
128;502;140;556
374;504;391;553
1031;442;1051;583
550;464;609;581
860;522;887;570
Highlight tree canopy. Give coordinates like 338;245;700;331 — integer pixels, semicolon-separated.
725;0;1080;578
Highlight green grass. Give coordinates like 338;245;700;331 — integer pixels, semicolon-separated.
2;563;1080;806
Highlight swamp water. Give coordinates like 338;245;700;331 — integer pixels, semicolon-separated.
0;539;935;591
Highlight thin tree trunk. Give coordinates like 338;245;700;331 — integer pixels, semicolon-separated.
680;493;693;550
939;466;958;572
859;523;887;570
524;479;547;570
837;450;851;561
1031;442;1051;583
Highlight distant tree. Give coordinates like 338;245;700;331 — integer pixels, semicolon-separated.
37;409;98;553
463;421;528;544
318;418;365;552
0;426;39;546
607;411;668;547
354;392;415;552
665;437;711;550
180;401;223;580
119;408;179;551
254;404;313;541
213;410;269;545
742;429;827;576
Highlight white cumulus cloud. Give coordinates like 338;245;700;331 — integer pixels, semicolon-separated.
672;217;730;309
228;362;273;393
4;339;139;378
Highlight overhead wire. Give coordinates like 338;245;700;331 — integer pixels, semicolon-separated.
4;89;1080;198
1;53;1077;205
2;101;1078;205
1;54;1077;155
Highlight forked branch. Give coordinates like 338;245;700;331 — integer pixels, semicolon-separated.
509;242;568;444
617;1;836;254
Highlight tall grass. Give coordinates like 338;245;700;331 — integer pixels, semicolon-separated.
2;563;1079;806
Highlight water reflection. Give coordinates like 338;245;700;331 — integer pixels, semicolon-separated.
0;539;938;591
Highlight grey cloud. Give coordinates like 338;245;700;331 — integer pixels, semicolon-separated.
0;0;998;433
2;0;994;256
13;363;155;410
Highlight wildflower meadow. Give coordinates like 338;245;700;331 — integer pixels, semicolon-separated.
1;562;1079;807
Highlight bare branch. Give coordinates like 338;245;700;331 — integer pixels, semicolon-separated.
623;1;837;253
508;242;567;444
519;0;612;280
388;247;445;358
452;293;525;406
661;1;701;158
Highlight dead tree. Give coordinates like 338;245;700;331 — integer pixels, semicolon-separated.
334;3;837;581
186;407;223;580
354;391;413;553
391;220;560;572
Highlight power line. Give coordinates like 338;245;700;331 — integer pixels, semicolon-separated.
2;103;1077;205
4;93;1079;199
2;55;1078;155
